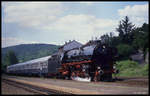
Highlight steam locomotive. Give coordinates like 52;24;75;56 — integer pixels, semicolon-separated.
57;40;118;82
7;40;118;82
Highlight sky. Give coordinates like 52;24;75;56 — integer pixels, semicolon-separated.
1;1;149;48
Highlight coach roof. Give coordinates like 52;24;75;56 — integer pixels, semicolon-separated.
8;55;51;68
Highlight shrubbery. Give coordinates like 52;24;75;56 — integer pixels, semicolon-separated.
140;63;149;76
115;60;149;77
116;44;133;59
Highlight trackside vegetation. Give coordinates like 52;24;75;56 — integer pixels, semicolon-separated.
115;60;149;77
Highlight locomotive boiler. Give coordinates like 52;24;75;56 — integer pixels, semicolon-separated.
57;40;118;82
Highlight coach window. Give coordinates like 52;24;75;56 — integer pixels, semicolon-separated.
43;62;46;68
35;63;38;69
44;62;47;68
23;65;24;69
41;62;44;67
32;63;35;69
25;65;27;69
40;62;43;67
31;64;33;68
34;63;37;69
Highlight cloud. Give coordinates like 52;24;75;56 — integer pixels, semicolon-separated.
118;4;149;27
43;14;118;44
2;37;39;48
2;2;64;28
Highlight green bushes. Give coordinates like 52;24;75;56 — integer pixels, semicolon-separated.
140;64;149;76
117;44;133;58
115;60;149;77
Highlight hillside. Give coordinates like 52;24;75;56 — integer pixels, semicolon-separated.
2;44;60;63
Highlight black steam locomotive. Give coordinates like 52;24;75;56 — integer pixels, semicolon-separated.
58;40;118;82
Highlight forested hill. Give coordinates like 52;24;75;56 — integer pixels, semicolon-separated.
2;44;60;63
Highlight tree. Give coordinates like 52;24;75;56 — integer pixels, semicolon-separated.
116;16;135;44
132;23;149;52
117;44;133;59
100;32;117;47
8;51;18;65
110;36;121;47
141;23;149;52
3;50;18;70
100;33;110;45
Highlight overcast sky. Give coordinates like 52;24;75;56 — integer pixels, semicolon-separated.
2;1;149;48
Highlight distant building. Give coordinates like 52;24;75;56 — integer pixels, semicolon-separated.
57;40;82;60
58;40;82;52
130;50;145;64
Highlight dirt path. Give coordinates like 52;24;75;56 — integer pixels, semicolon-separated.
2;75;149;94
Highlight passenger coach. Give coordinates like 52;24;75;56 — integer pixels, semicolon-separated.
7;55;60;77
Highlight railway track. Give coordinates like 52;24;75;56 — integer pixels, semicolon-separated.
2;78;73;95
2;75;148;95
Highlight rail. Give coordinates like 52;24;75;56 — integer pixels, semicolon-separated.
2;78;73;95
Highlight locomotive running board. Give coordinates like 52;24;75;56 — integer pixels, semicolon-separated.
62;60;92;66
71;76;91;82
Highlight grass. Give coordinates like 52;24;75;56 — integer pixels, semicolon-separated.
114;60;149;77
